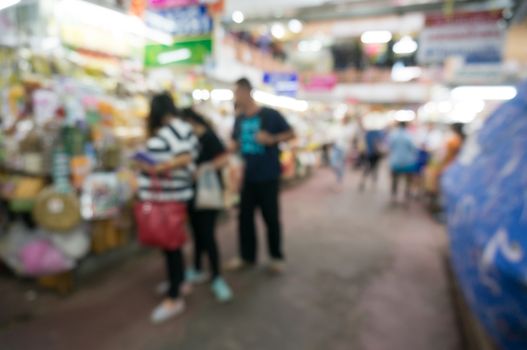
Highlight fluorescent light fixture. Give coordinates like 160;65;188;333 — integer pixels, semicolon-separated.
391;64;421;82
437;101;452;114
288;19;303;34
453;100;485;114
361;30;392;44
0;0;20;12
451;86;517;101
393;36;418;55
56;0;173;45
192;89;210;101
298;40;322;52
394;110;416;122
271;23;286;39
157;48;191;65
211;89;234;101
252;90;308;112
232;10;244;24
144;27;173;46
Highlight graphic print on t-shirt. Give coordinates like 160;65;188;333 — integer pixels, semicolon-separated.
240;117;264;155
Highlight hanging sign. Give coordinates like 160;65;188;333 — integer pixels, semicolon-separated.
418;10;505;64
263;72;299;97
145;4;212;37
301;74;338;92
148;0;221;9
144;36;212;67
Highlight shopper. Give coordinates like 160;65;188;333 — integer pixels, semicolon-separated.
330;116;356;186
229;78;295;273
180;108;233;302
388;121;418;202
359;128;385;191
136;93;198;324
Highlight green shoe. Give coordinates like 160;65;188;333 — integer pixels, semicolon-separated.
186;268;208;284
211;277;233;303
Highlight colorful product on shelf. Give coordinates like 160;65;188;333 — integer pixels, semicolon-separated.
33;188;81;233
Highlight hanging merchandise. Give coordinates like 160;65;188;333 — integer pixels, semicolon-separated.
100;144;122;170
0;224;33;274
50;228;90;260
80;172;125;220
9;176;46;213
19;127;46;174
70;156;91;190
52;147;71;193
19;239;75;277
33;188;81;233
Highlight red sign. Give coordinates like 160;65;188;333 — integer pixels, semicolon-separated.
301;74;338;92
148;0;222;9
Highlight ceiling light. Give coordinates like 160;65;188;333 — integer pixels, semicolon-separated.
271;23;286;39
252;90;308;112
56;0;173;45
394;110;416;122
391;64;421;82
192;89;210;101
288;19;303;34
232;11;244;24
0;0;20;12
393;36;418;55
361;30;392;44
298;40;322;52
451;86;517;101
211;89;234;101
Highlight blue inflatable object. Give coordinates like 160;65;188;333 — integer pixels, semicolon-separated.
443;81;527;350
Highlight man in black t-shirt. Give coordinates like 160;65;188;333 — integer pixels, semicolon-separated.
229;78;295;273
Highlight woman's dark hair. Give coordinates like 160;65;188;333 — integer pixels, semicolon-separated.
451;122;466;140
235;77;253;92
181;108;212;131
148;93;178;136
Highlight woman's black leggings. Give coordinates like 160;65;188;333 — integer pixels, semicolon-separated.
164;249;184;299
188;206;221;279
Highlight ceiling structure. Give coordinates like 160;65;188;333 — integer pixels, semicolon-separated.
224;0;516;25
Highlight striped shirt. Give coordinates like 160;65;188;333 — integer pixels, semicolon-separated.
138;119;198;202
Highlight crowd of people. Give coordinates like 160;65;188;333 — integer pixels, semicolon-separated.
135;79;465;324
135;78;294;324
329;115;466;206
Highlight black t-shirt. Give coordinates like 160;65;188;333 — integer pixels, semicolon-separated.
232;107;292;183
197;129;226;165
195;129;226;188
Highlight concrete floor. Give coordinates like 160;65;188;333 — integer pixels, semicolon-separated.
0;168;461;350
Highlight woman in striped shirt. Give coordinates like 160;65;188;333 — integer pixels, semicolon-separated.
137;93;198;324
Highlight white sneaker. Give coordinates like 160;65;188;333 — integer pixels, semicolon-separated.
226;257;252;271
150;299;185;324
155;281;193;297
267;259;285;274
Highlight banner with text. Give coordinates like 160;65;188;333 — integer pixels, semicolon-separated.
418;10;505;65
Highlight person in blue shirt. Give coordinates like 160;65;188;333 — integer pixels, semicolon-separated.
359;128;385;191
229;78;295;273
388;121;418;202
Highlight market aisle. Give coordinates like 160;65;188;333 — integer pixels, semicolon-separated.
0;168;461;350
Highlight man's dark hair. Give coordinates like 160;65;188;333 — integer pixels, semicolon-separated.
399;121;408;128
235;77;253;91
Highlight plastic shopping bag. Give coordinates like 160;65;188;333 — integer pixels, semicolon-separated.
196;169;224;210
